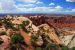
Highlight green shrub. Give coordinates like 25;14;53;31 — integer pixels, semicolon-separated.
11;33;24;44
71;47;75;50
22;20;30;26
61;45;69;50
19;24;28;32
35;47;42;50
45;43;60;50
30;35;37;45
0;32;6;36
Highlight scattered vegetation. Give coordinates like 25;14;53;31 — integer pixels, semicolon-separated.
0;16;75;50
10;33;25;50
0;32;7;36
30;34;37;45
22;20;30;26
11;33;24;44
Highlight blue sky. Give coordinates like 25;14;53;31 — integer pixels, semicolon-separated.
0;0;75;14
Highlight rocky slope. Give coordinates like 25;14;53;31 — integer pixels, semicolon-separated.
0;15;75;50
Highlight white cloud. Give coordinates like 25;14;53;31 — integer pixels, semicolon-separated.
55;6;63;9
16;0;38;3
0;0;19;13
49;3;55;6
0;0;42;13
0;3;4;13
0;3;2;10
0;0;74;14
36;1;43;4
17;6;63;13
66;0;75;2
23;4;34;7
16;4;35;8
0;0;63;13
60;8;75;13
71;9;75;12
0;0;16;10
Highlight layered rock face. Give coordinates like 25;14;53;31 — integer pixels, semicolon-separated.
0;15;75;50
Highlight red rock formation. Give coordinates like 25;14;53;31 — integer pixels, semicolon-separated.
30;15;75;28
20;29;34;50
